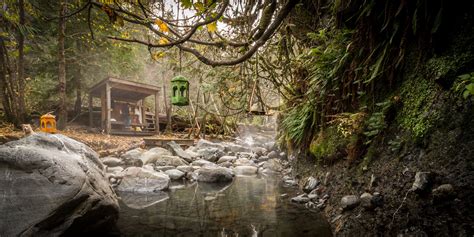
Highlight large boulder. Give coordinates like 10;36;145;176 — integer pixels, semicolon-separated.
155;155;189;167
197;167;234;183
166;141;194;163
222;142;251;153
140;147;173;165
0;133;119;236
116;167;170;192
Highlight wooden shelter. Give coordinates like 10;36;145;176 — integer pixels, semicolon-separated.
88;77;160;135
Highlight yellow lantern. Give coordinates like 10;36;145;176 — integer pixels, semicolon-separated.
40;113;57;133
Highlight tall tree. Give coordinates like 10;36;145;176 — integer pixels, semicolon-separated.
57;0;67;129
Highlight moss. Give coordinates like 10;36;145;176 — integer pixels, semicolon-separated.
309;126;349;162
397;75;441;139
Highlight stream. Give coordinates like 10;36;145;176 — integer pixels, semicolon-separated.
116;175;332;236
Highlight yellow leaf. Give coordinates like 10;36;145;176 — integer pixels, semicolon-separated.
152;52;166;60
159;37;169;45
154;19;169;32
207;21;217;33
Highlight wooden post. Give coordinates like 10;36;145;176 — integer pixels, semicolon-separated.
155;92;160;134
88;93;93;128
105;82;111;134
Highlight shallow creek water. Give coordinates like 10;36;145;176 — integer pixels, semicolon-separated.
116;175;332;236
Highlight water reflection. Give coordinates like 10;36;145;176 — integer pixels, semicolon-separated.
117;176;332;237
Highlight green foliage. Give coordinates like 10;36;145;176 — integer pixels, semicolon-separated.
454;72;474;99
279;101;315;149
363;100;391;145
398;76;440;139
309;126;348;162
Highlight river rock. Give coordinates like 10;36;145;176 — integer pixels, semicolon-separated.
116;167;170;192
341;195;360;210
101;156;123;167
143;164;155;171
197;147;225;162
218;161;232;168
154;165;175;172
234;166;258;175
106;166;124;174
196;139;225;151
251;147;268;156
121;148;145;167
167;141;194;163
0;133;119;236
217;155;237;164
303;177;320;193
140;147;173;165
165;169;185;180
267;150;279;159
258;155;270;162
118;191;169;210
410;172;432;193
291;194;310;203
262;159;283;172
155;155;188;167
192;159;215;167
263;141;276;151
222;142;250;153
360;192;374;209
197;167;234;183
236;152;257;160
234;157;254;166
176;165;194;173
432;184;455;200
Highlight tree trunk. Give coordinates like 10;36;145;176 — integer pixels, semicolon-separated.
57;0;67;129
16;0;26;123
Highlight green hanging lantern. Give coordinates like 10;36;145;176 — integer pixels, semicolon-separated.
171;75;189;106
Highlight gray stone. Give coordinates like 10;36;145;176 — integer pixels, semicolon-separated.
106;166;124;174
167;141;194;163
165;169;185;180
341;195;360;210
236;152;257;160
308;194;319;200
279;152;287;159
197;147;225;162
217;155;237;164
197;167;233;183
303;177;319;193
140;147;173;165
0;133;119;236
267;150;279;159
432;184;454;199
219;161;233;168
233;166;258;175
121;148;145;166
176;165;194;173
142;164;155;171
155;155;188;167
234;157;254;166
196;139;225;151
222;142;251;153
101;157;123;167
360;192;374;209
186;171;198;181
263;141;276;151
251;147;268;156
410;172;431;193
192;159;215;167
117;167;170;192
291;194;310;203
262;159;283;172
154;165;175;172
258;155;270;162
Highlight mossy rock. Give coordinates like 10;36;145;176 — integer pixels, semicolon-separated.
309;126;349;162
